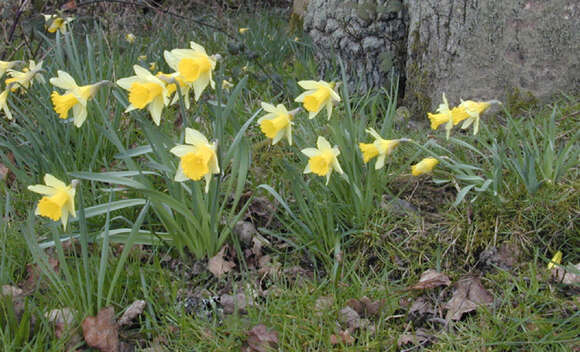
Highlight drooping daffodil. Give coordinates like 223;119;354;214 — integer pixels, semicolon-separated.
359;128;408;170
0;60;22;79
170;128;220;193
411;157;439;176
43;14;74;34
458;99;501;135
258;102;298;146
5;60;45;94
295;80;340;120
0;90;13;120
125;33;136;43
50;71;108;127
302;136;344;185
427;93;454;140
28;174;77;230
116;65;170;125
163;41;218;102
156;71;191;109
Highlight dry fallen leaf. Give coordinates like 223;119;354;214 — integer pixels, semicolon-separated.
208;246;236;278
398;328;433;347
1;285;25;318
445;276;493;321
409;296;434;317
479;242;520;270
82;306;119;352
330;330;355;345
345;296;384;318
339;306;361;330
409;269;451;290
22;257;59;292
314;296;334;316
118;300;146;327
45;308;76;338
220;292;254;315
243;324;278;352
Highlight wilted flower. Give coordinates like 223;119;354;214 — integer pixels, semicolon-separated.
164;41;218;101
5;60;45;94
28;174;77;230
125;33;136;43
50;70;107;127
358;128;406;170
170;128;220;193
258;102;295;145
458;99;500;135
221;79;234;90
116;65;170;125
43;14;74;34
548;251;562;269
0;60;21;79
411;157;439;176
0;90;12;120
302;136;343;184
295;80;340;120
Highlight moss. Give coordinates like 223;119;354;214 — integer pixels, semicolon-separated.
505;87;539;116
403;29;432;119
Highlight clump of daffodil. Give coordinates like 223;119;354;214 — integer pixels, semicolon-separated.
411;157;439;176
50;71;108;127
458;99;501;135
0;60;22;79
28;174;77;230
42;14;74;34
258;102;299;146
302;136;344;184
427;93;454;139
116;65;170;125
170;128;220;193
125;33;136;43
295;80;341;120
156;72;191;109
164;41;218;101
5;60;45;94
0;89;13;120
547;251;562;269
358;128;408;170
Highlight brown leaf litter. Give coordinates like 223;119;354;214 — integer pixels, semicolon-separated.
242;324;278;352
409;269;451;290
444;276;493;321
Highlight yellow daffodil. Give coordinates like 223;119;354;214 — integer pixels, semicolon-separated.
28;174;77;230
116;65;170;125
411;157;439;176
163;41;218;101
156;72;191;109
42;14;74;34
5;60;45;94
170;128;220;193
149;62;157;71
302;136;344;184
258;102;296;145
358;128;406;170
125;33;136;43
427;93;454;139
0;89;13;120
295;80;341;120
50;71;107;127
548;251;562;269
138;55;147;62
0;60;21;79
239;28;250;34
458;99;500;135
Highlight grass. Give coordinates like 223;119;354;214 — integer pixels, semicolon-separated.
0;4;579;351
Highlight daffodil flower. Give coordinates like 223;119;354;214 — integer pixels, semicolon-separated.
358;128;406;170
42;14;74;34
458;99;500;135
125;33;136;43
239;28;249;34
411;157;439;176
164;41;218;101
295;80;340;120
427;93;454;139
170;128;220;193
0;60;21;79
116;65;170;125
50;71;107;127
302;136;343;184
547;251;562;269
5;60;45;94
156;72;191;109
0;89;13;120
221;79;234;90
258;102;295;145
28;174;77;230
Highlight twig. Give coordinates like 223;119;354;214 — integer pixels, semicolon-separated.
2;0;27;59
